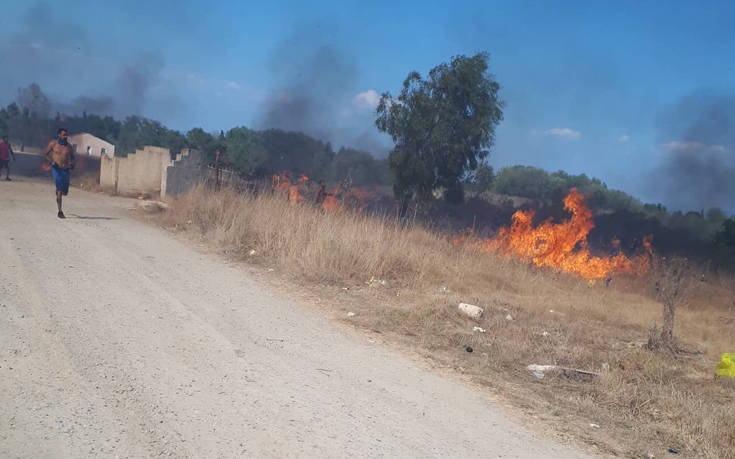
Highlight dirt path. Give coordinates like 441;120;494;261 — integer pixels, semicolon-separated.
0;179;590;458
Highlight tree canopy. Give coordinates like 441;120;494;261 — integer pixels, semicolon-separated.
0;83;387;185
376;53;503;204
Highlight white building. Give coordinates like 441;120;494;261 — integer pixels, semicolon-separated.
69;132;115;158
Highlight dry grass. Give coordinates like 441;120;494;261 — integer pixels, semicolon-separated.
156;185;735;458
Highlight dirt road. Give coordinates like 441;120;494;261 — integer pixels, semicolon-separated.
0;179;589;458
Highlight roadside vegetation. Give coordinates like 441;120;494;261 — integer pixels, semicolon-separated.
155;184;735;458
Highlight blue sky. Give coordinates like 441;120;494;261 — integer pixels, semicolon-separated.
1;1;734;212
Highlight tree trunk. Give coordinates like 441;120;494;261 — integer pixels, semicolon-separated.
661;299;675;346
399;197;409;222
213;149;221;192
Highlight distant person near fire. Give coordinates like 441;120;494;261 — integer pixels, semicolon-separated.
45;128;75;219
0;135;16;181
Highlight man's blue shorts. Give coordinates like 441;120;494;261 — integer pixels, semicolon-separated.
52;166;70;195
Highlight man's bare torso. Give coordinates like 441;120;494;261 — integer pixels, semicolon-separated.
46;140;74;169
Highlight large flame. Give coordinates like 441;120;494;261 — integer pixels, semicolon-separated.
272;171;309;203
453;189;652;280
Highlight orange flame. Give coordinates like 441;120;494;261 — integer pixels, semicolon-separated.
321;183;342;211
322;195;341;211
288;184;304;203
272;171;311;203
271;171;291;192
271;170;379;213
454;189;652;280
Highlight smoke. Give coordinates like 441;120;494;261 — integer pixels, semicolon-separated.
1;2;179;121
256;23;388;155
57;96;116;117
113;53;167;117
16;83;51;118
652;91;735;213
45;53;165;118
0;3;88;95
257;24;357;141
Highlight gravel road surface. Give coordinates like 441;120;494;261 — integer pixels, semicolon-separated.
0;179;590;458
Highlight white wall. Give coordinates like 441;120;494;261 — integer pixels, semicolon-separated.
69;133;115;158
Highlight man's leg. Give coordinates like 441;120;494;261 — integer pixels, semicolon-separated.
56;190;65;218
52;167;67;218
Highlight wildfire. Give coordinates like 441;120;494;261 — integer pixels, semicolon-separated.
272;171;309;203
322;195;341;211
271;171;292;193
270;170;376;213
320;182;342;211
453;189;653;280
320;184;373;213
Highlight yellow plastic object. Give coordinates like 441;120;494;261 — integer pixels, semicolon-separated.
716;353;735;378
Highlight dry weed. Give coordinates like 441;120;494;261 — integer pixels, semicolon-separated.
157;185;735;458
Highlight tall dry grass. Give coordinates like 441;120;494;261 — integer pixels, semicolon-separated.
163;185;460;285
157;185;735;458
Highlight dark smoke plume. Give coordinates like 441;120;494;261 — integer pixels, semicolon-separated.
653;91;735;213
113;53;166;117
1;3;177;121
257;24;357;142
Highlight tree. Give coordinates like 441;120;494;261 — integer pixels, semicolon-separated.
223;127;268;176
716;218;735;247
714;218;735;269
492;165;556;200
647;256;691;351
260;129;334;177
376;53;503;208
0;108;7;135
328;147;388;186
474;162;495;192
706;208;726;226
186;128;218;164
464;161;494;193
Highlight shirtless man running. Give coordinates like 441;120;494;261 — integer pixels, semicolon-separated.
44;128;75;219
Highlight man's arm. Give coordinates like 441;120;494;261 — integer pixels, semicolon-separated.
44;140;54;159
9;144;15;161
44;140;57;167
70;147;75;169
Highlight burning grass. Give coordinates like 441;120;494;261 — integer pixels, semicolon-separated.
453;189;652;280
157;184;735;458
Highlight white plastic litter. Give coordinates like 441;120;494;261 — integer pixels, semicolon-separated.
527;364;557;379
458;303;484;319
